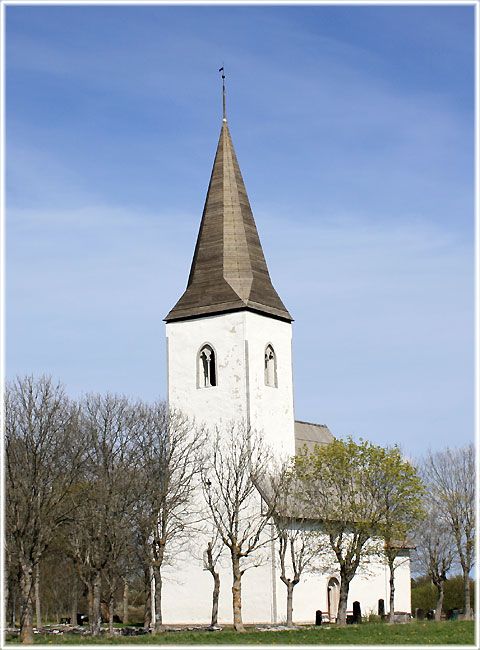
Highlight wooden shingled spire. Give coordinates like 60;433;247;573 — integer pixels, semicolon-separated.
165;78;292;323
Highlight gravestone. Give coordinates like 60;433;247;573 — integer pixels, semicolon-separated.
352;601;362;624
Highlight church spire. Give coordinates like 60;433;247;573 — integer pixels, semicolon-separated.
165;80;292;323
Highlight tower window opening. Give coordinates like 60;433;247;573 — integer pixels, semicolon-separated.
264;344;277;387
198;345;217;388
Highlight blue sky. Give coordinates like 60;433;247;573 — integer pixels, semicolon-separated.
5;3;475;458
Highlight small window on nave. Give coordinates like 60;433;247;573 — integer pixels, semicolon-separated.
264;344;277;388
198;344;217;388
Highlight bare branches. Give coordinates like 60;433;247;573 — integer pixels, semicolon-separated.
5;375;84;643
202;532;223;628
201;423;280;632
421;445;475;619
132;402;203;632
65;392;139;635
269;463;324;627
413;506;456;621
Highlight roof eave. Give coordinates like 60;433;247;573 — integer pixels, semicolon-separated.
165;302;293;324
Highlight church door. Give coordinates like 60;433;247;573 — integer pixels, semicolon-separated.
327;577;340;622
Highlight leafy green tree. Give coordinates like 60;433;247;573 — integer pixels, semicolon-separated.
411;582;436;612
443;575;475;612
294;438;384;626
411;575;475;614
369;445;424;622
295;438;424;626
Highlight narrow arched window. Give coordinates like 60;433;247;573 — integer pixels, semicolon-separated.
264;344;277;387
198;344;217;388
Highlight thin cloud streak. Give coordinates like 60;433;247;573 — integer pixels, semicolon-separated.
5;4;474;458
7;200;473;457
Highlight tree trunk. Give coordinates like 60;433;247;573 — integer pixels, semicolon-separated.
231;552;245;632
9;578;17;627
210;570;220;627
34;563;42;631
78;571;94;633
336;575;350;626
286;582;294;628
108;593;114;635
143;566;151;630
86;583;94;632
435;582;444;621
71;575;77;626
152;565;164;633
91;572;102;636
19;564;34;644
388;559;395;624
463;570;471;620
4;565;9;629
123;578;129;626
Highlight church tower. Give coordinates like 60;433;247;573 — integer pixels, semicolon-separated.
165;83;295;457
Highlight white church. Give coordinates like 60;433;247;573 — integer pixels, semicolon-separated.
160;88;412;625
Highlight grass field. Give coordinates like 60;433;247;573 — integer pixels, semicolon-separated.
5;620;476;645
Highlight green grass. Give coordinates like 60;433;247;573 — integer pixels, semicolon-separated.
5;620;475;645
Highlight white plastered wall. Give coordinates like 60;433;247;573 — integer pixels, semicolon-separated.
163;309;296;623
166;310;295;456
157;531;412;624
271;534;412;624
163;310;412;624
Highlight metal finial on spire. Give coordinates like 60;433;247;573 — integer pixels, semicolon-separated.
219;66;226;121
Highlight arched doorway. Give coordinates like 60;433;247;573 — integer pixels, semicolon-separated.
327;577;340;622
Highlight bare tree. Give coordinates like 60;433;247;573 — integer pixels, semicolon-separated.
102;490;138;634
202;531;223;628
122;576;129;625
66;393;138;636
277;523;318;627
413;506;456;621
5;554;21;628
423;445;475;619
272;470;319;628
70;567;78;626
5;376;84;644
34;564;41;630
35;552;79;624
201;424;280;632
132;402;203;633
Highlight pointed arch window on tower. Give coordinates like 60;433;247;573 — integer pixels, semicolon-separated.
198;344;217;388
264;344;277;388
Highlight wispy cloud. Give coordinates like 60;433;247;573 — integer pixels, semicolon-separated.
5;5;474;457
7;194;473;457
258;211;473;456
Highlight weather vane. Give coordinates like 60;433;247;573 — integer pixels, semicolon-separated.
219;65;226;121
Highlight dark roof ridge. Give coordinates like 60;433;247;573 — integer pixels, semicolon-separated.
295;419;329;427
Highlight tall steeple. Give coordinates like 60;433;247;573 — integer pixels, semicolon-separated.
165;81;292;323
